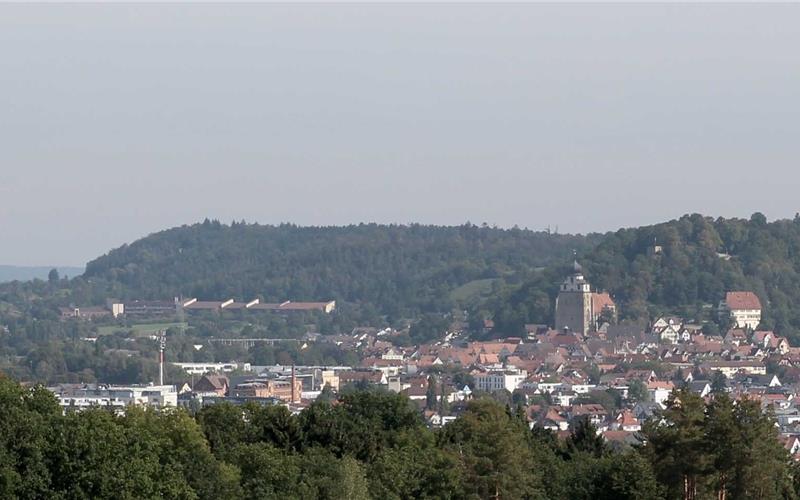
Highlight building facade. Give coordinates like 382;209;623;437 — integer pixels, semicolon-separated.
555;261;594;335
48;384;178;412
230;378;302;402
554;261;616;335
474;370;527;393
720;291;762;330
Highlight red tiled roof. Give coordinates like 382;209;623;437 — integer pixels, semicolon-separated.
647;381;675;390
603;430;635;442
753;331;774;342
725;291;762;311
616;410;639;426
592;292;616;317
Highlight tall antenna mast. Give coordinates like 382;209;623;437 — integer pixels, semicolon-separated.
159;330;166;386
291;364;297;403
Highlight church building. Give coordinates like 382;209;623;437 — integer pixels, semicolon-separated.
554;261;616;335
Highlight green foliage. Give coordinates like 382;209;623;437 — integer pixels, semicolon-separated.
574;389;623;414
642;389;796;500
80;222;596;321
0;376;240;500
563;451;663;500
299;388;423;462
410;314;451;344
490;214;800;340
710;370;727;394
642;389;711;499
438;399;546;499
368;432;463;500
565;416;607;458
0;378;55;498
1;378;797;500
628;379;650;403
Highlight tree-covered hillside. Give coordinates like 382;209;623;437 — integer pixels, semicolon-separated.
490;213;800;341
83;221;598;319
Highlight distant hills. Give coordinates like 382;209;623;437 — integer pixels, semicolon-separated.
24;213;800;341
0;265;84;283
82;221;599;320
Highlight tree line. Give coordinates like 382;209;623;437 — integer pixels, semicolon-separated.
0;375;796;500
80;221;596;320
487;213;800;342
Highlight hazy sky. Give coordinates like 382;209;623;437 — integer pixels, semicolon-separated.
1;4;799;266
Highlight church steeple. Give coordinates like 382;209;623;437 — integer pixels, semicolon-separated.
561;256;590;293
570;250;583;275
555;253;593;336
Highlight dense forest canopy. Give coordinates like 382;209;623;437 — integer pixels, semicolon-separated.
9;214;800;344
0;377;795;500
489;213;800;341
82;221;598;319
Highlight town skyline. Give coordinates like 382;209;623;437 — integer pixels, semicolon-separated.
4;3;800;498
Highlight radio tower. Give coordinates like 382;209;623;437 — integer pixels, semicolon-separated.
291;364;297;403
159;330;166;386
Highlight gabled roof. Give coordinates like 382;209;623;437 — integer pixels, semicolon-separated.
725;291;762;311
571;404;608;416
753;330;774;343
591;292;616;317
195;374;229;391
647;381;675;390
724;328;748;340
616;409;639;427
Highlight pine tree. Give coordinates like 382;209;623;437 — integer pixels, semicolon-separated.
642;388;711;500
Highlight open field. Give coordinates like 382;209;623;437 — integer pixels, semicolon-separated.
449;278;499;303
96;322;188;336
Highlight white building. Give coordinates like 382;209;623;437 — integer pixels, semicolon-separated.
720;291;762;330
474;369;527;393
49;384;178;412
552;390;576;406
705;360;766;378
566;383;596;394
647;381;675;406
659;325;680;344
172;362;251;375
381;348;405;361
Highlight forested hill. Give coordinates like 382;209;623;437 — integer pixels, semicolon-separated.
83;221;598;318
490;213;800;340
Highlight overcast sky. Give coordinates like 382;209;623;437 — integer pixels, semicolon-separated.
1;4;799;266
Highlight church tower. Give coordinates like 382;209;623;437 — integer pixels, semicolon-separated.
554;260;593;335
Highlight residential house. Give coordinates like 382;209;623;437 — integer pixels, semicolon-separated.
647;381;675;406
193;374;229;396
474;369;527;393
720;291;762;329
